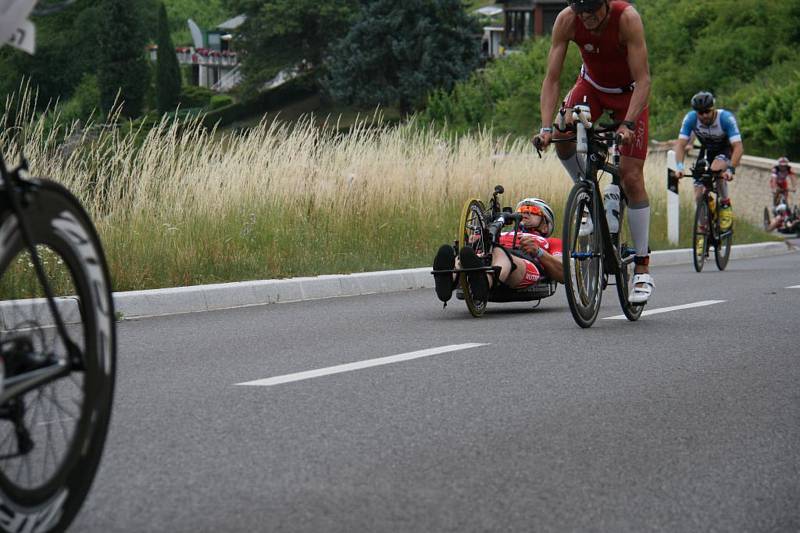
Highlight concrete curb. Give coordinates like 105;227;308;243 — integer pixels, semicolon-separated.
113;241;793;320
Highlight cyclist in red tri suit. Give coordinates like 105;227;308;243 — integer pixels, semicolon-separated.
770;156;797;207
433;198;563;303
533;0;653;304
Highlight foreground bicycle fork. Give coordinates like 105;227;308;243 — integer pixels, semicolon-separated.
0;152;82;455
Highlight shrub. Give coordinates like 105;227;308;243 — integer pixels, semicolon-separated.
209;94;234;110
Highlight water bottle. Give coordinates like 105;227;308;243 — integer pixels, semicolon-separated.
603;183;621;233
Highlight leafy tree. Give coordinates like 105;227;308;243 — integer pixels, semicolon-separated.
0;0;101;109
156;2;182;114
225;0;359;92
96;0;150;117
324;0;481;115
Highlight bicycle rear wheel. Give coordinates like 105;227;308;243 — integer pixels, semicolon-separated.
562;183;603;328
692;200;709;272
458;199;488;317
0;180;115;532
613;200;644;321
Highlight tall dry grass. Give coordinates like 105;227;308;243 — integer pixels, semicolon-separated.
0;90;769;291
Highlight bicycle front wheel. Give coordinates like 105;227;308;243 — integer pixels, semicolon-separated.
714;218;732;271
458;198;488;317
613;201;644;321
0;180;115;532
562;183;603;328
692;200;709;273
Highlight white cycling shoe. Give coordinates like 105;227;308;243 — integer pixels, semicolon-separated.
629;272;654;304
578;212;594;237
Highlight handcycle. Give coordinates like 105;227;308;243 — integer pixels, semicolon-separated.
685;160;733;272
0;2;116;531
432;185;558;317
536;105;644;328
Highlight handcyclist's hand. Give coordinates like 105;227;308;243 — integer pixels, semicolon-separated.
615;124;634;146
519;235;540;256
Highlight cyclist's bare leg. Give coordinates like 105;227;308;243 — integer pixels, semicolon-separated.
490;248;530;289
619;155;650;276
710;158;730;202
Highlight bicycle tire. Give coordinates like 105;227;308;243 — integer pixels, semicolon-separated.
562;183;603;328
613;200;644;321
0;179;115;532
692;200;709;273
763;206;770;231
458;198;488;317
714;218;732;271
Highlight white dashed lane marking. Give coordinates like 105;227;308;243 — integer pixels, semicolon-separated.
236;343;490;387
604;300;726;320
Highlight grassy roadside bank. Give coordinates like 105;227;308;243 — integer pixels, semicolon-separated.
3;100;778;292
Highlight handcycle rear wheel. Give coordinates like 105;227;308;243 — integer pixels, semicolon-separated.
692;200;709;273
562;183;603;328
458;198;489;317
0;180;115;532
613;200;644;321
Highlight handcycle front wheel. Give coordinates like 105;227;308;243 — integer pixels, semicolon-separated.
692;200;709;273
458;198;489;317
613;201;644;321
0;180;115;532
562;183;603;328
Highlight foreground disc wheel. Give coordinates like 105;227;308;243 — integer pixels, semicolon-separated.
458;199;488;317
692;200;709;273
0;180;115;532
613;200;644;321
562;184;603;328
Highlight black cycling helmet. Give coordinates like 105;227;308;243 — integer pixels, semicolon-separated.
568;0;606;13
691;91;715;112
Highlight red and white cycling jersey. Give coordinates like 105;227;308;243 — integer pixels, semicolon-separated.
498;231;563;288
499;231;563;256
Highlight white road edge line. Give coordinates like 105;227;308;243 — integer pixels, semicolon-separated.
787;285;800;289
604;300;726;320
236;343;490;387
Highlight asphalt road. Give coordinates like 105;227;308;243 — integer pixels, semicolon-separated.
72;251;800;532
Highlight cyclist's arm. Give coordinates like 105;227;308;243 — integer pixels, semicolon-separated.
539;8;573;130
620;7;651;123
729;141;744;169
674;136;690;166
538;251;564;283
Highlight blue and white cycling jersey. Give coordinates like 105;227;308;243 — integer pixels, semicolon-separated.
678;109;742;158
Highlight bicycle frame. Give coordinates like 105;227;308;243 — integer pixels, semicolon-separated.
0;151;78;403
553;113;635;277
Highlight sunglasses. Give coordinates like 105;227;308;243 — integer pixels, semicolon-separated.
518;205;543;216
570;2;603;14
697;108;714;116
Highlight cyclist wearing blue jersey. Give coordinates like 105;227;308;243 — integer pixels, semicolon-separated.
673;91;743;231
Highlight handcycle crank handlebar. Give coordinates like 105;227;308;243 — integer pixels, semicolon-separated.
487;212;523;239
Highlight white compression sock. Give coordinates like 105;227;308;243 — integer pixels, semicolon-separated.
627;202;651;257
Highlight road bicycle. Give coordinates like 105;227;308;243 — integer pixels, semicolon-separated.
537;105;644;328
433;185;558;317
0;2;115;530
687;161;733;272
